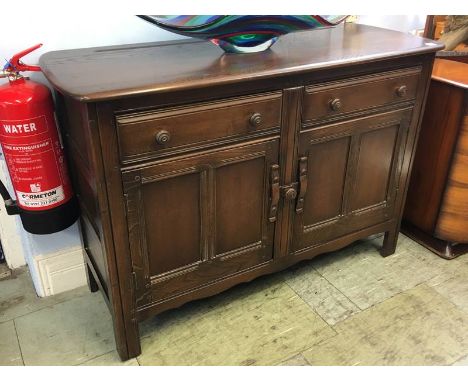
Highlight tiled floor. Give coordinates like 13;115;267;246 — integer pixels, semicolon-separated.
1;233;468;366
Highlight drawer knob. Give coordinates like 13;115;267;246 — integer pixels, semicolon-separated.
329;98;342;112
155;130;171;145
396;85;407;97
249;112;262;127
284;188;297;201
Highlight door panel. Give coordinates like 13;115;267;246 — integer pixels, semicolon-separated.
349;125;398;211
142;173;202;276
122;139;279;306
291;109;411;254
303;137;350;226
215;157;265;257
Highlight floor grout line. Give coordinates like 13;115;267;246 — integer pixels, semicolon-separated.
310;236;445;316
420;280;468;316
451;352;468;366
275;351;311;366
283;274;359;327
312;262;365;312
0;288;93;325
12;319;25;366
310;264;362;313
74;351;111;366
280;278;339;335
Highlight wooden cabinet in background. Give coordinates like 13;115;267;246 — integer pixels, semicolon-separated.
39;24;442;360
403;58;468;259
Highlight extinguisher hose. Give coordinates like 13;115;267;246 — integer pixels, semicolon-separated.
0;179;19;215
0;179;12;201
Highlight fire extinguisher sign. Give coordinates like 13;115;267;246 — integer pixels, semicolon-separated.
0;115;71;211
0;115;48;136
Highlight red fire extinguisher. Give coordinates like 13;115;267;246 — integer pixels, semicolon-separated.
0;44;79;234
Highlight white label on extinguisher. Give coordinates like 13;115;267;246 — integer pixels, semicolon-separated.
17;185;65;208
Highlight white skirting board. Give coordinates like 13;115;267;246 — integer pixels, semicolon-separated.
32;246;87;297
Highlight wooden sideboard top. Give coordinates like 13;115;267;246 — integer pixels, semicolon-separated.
432;58;468;89
39;23;443;102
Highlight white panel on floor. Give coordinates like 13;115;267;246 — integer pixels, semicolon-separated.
33;246;86;297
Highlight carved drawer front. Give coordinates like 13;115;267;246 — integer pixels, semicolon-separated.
116;92;282;163
302;67;421;126
121;139;279;306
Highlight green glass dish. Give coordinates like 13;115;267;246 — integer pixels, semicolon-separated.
138;15;348;54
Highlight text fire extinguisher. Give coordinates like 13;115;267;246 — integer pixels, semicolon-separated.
0;44;79;234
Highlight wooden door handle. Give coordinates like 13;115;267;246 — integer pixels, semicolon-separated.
284;187;297;200
269;164;280;222
296;156;308;213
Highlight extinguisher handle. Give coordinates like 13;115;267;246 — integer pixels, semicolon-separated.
0;179;19;215
5;43;43;73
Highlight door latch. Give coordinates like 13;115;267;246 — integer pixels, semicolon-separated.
268;164;280;222
296;156;308;213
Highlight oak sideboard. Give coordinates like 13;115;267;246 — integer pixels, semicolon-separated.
40;24;443;360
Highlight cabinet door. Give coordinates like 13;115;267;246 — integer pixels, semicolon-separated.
291;109;411;255
122;139;279;306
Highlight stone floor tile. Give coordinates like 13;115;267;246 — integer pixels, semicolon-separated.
15;292;114;365
0;320;23;365
452;354;468;366
302;284;468;366
137;274;336;366
0;263;12;279
276;353;310;366
404;237;468;287
0;267;88;323
430;273;468;314
79;351;139;366
281;262;360;325
312;234;443;309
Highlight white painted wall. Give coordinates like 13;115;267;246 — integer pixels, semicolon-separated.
0;15;183;87
356;15;427;34
0;15;181;295
0;15;426;295
0;156;27;269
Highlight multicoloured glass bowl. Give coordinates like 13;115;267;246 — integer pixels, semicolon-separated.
138;15;348;54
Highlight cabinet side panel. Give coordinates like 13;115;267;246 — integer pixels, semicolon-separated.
59;96;109;292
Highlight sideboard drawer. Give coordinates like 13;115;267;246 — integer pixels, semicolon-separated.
302;67;421;126
116;92;282;162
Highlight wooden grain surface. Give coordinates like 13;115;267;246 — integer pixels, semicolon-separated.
403;57;468;253
403;81;465;232
432;58;468;89
39;24;443;102
436;105;468;242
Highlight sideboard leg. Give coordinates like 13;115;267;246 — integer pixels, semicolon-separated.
86;263;99;293
114;316;142;361
125;321;142;360
381;228;399;257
